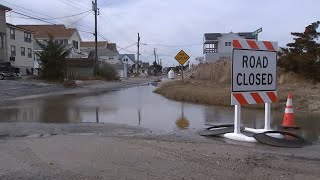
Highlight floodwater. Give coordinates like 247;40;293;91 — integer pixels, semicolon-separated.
0;84;319;142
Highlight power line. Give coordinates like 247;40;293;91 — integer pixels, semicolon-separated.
67;12;91;27
56;0;88;11
142;42;203;47
67;0;90;9
99;13;136;43
11;11;56;24
0;0;55;19
8;10;91;21
41;10;91;20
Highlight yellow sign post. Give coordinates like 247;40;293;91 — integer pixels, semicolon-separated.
175;50;190;82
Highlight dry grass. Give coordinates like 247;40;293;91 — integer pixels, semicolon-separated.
155;61;320;112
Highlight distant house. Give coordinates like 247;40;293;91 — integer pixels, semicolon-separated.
0;4;11;63
195;56;204;64
81;41;120;64
6;23;34;75
119;54;135;66
17;24;82;74
203;32;256;62
138;62;149;75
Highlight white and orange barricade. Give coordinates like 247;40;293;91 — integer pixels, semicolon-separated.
223;39;278;142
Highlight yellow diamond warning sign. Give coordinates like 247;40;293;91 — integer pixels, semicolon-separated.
175;50;190;65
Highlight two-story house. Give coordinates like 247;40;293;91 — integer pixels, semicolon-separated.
0;4;11;63
119;54;136;66
6;23;34;75
17;25;82;73
81;41;120;64
203;32;256;62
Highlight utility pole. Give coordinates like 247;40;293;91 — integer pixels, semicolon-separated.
157;55;159;64
93;0;98;76
136;33;140;74
153;48;156;63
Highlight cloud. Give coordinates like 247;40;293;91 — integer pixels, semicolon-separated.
3;0;320;66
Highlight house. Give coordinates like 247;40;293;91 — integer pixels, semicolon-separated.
17;25;82;56
0;4;11;63
81;41;120;64
137;62;149;75
119;54;136;66
203;32;256;62
6;23;34;75
195;56;204;64
17;24;82;74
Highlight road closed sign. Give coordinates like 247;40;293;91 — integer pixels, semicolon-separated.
231;39;278;105
232;49;276;92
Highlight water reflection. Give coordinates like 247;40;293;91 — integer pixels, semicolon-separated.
175;103;190;129
0;85;319;142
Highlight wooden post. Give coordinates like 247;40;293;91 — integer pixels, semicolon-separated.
181;64;184;83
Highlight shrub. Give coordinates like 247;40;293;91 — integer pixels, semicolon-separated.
63;72;79;88
99;63;120;81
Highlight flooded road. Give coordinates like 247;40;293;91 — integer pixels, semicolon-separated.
0;84;319;142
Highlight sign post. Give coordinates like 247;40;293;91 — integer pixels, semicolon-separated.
223;39;278;142
175;50;190;83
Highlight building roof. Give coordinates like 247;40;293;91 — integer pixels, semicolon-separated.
16;25;77;39
81;41;118;51
204;33;222;41
81;41;108;48
6;23;33;33
119;54;135;62
238;32;256;39
204;32;256;43
0;4;11;10
87;48;119;58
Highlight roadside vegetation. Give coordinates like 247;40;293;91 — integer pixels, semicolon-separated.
36;35;70;81
99;63;120;81
155;22;320;112
278;21;320;82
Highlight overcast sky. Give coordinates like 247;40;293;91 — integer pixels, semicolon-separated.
3;0;320;66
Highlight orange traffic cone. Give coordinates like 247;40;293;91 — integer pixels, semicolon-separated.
281;93;299;129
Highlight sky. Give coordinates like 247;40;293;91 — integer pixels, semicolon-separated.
3;0;320;66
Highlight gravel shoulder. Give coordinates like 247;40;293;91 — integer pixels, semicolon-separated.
0;122;320;180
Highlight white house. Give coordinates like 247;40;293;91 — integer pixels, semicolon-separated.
17;25;82;74
81;41;120;64
203;32;256;62
119;54;135;66
6;23;34;75
0;4;11;63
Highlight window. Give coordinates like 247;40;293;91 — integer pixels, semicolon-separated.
225;42;231;46
109;57;114;60
11;45;16;56
10;28;15;40
59;40;64;45
64;39;68;45
28;48;32;58
21;47;25;56
73;40;78;49
24;32;31;43
0;34;3;48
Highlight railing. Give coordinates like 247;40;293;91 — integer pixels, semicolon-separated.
204;48;218;53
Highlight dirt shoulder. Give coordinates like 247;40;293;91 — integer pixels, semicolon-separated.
0;131;319;179
154;79;320;112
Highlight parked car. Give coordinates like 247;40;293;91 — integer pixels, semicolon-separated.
0;62;18;80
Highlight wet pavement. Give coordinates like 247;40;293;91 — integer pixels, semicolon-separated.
0;84;319;143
